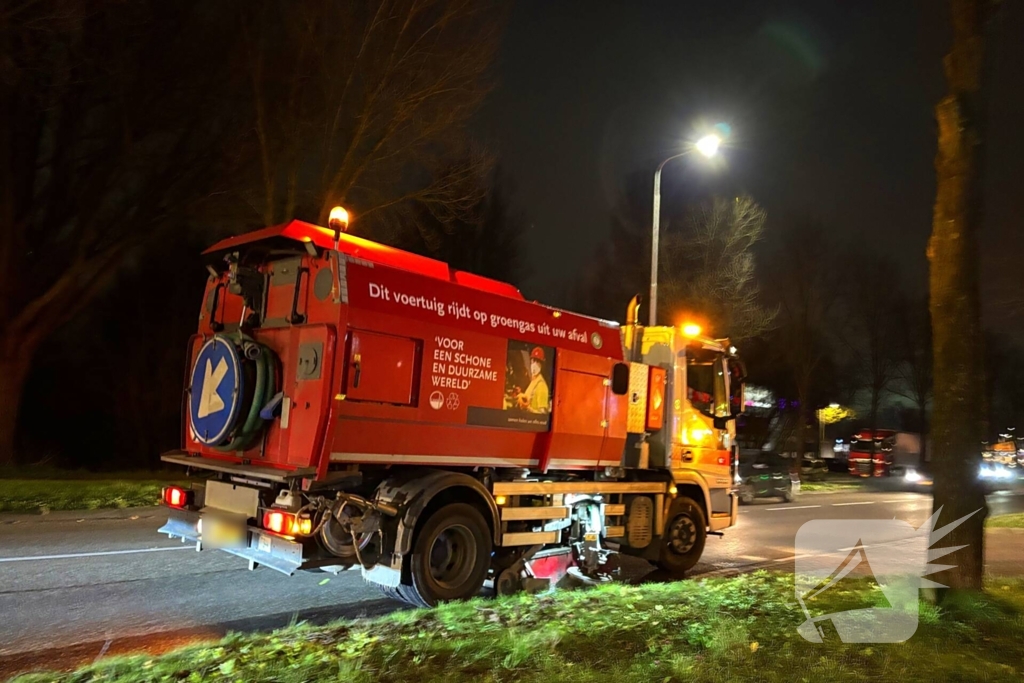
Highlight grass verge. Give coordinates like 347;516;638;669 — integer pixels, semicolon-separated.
799;479;863;493
12;572;1024;682
988;513;1024;528
0;476;177;513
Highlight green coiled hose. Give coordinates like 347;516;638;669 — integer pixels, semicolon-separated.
213;333;278;452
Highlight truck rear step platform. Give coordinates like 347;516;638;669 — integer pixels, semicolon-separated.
161;451;315;482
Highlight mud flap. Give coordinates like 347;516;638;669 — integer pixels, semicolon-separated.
362;562;402;588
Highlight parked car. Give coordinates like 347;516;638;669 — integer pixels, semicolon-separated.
801;455;829;482
737;452;796;504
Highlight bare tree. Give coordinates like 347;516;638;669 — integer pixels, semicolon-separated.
894;297;933;461
843;254;903;462
660;196;777;341
927;0;995;592
403;167;527;286
768;222;842;471
0;1;242;466
236;0;502;240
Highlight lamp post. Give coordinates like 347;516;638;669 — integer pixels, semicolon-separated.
648;133;722;326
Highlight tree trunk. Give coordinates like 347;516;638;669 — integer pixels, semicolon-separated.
869;392;879;465
793;380;809;475
0;343;34;468
919;406;929;464
927;0;990;592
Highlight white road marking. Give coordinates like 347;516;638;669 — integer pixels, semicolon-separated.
831;501;875;507
763;505;821;511
774;555;797;563
0;546;191;563
838;544;871;551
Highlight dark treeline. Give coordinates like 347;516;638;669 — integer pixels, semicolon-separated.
1;0;1017;474
574;166;1019;460
2;0;515;469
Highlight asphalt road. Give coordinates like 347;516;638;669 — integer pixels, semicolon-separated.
2;486;1023;675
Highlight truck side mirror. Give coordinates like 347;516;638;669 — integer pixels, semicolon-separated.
611;363;630;395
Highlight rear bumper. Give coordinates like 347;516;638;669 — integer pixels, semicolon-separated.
158;506;309;576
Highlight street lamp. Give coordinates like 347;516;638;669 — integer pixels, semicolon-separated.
648;133;722;326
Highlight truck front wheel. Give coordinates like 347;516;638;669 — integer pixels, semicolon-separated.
406;503;492;607
655;496;706;577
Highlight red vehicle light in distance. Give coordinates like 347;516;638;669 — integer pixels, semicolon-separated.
163;486;191;508
262;510;313;536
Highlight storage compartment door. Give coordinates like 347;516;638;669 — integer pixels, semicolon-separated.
345;330;419;405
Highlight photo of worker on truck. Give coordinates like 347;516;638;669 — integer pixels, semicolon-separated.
505;342;552;415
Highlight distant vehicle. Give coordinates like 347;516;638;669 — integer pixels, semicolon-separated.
801;455;828;482
984;440;1019;469
738;452;796;504
826;439;850;472
979;461;1017;492
849;430;921;477
891;463;933;491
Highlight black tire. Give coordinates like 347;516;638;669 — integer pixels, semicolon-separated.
405;503;492;607
655;496;707;578
368;579;423;605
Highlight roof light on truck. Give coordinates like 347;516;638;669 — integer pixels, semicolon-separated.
682;323;702;337
328;205;350;242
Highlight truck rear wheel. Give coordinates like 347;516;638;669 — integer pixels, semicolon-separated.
655;496;706;578
405;503;492;607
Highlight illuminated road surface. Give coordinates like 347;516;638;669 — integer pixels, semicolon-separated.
2;487;1023;674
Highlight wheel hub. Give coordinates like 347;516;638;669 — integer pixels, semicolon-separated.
428;523;476;589
668;515;697;554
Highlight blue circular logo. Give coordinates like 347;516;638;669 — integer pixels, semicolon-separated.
189;336;244;446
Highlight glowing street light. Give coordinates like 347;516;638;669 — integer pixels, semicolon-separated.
695;133;722;158
649;128;727;326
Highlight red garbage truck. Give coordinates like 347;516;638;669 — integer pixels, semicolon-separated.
159;217;745;606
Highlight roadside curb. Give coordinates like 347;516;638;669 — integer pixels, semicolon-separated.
0;506;160;525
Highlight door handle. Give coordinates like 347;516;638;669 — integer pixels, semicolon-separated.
681;450;694;462
352;361;361;388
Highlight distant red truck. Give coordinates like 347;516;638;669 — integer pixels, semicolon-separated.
848;429;922;477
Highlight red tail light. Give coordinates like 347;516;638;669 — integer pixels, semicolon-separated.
163;486;191;508
263;510;290;533
262;510;312;536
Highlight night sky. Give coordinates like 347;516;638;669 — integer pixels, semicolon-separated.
480;0;1024;324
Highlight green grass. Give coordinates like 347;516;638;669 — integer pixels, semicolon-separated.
0;467;188;513
988;513;1024;528
799;479;863;493
12;572;1024;682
